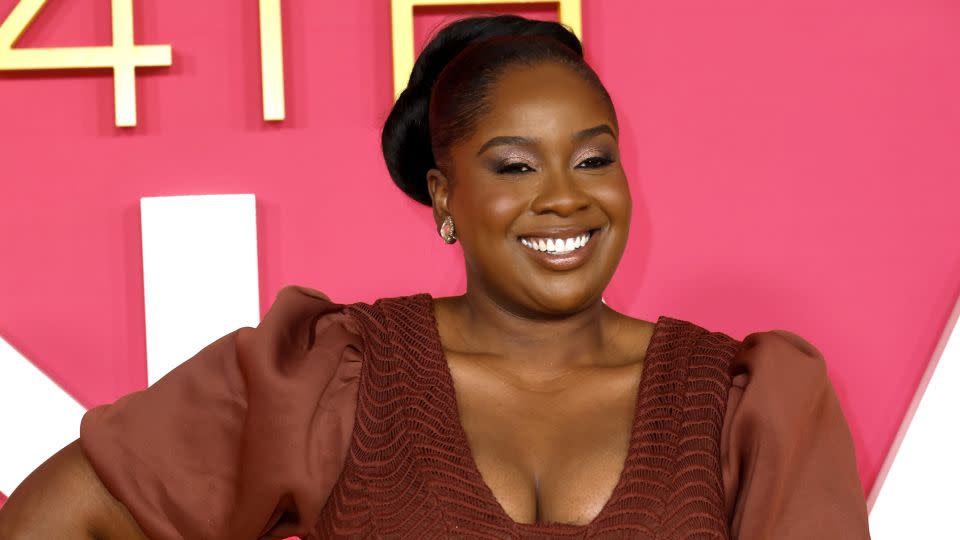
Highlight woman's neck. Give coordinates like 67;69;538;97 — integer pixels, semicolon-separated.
437;287;627;373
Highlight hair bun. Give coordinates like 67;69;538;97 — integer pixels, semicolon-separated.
382;15;583;206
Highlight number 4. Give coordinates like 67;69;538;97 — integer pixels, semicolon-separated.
0;0;172;127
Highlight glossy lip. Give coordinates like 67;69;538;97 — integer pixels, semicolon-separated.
516;227;602;272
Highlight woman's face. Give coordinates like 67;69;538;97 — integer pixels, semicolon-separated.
430;61;631;317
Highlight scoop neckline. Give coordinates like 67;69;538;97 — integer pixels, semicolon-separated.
420;294;667;531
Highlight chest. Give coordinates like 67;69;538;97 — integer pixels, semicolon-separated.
316;302;737;539
446;352;645;525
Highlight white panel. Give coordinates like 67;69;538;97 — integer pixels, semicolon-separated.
0;337;86;495
141;194;260;384
869;294;960;538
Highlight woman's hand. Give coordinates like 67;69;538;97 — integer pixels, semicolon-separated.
0;440;147;540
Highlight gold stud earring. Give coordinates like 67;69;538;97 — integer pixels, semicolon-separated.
439;216;457;244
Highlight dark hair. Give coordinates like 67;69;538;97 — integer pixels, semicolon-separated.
381;15;614;206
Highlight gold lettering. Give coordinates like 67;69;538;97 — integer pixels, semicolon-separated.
0;0;172;127
259;0;285;121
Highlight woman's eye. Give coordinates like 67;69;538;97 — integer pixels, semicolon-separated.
496;163;535;175
576;156;614;169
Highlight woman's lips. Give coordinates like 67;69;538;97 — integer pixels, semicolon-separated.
517;229;599;271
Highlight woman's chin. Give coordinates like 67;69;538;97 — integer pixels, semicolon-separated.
521;285;605;317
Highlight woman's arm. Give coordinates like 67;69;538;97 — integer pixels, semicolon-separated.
0;440;147;540
2;287;361;540
722;330;870;539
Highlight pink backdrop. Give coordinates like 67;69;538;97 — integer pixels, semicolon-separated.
2;0;959;505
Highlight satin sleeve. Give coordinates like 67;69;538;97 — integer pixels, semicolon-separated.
720;329;871;539
79;286;363;540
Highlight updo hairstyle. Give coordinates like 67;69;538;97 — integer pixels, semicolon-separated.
381;15;614;206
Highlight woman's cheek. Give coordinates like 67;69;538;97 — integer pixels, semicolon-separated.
593;176;632;222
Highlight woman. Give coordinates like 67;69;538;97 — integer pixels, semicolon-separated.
0;15;869;539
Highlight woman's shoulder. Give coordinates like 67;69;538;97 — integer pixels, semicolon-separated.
657;311;825;372
264;285;432;319
650;314;830;397
253;285;360;345
260;285;436;342
644;314;743;368
261;284;342;319
722;325;839;451
731;327;829;393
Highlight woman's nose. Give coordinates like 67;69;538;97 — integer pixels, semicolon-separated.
530;171;590;216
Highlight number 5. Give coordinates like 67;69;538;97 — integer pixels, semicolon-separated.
0;0;172;127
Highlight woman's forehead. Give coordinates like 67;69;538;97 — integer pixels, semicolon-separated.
467;63;617;146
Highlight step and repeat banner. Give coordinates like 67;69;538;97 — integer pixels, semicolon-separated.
1;1;958;536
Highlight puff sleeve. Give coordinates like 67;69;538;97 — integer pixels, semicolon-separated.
79;286;363;540
721;330;870;539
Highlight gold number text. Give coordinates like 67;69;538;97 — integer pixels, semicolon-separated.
259;0;286;121
0;0;172;127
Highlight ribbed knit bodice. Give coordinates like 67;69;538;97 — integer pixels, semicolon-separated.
313;294;741;539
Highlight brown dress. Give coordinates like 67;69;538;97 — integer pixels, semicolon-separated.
80;286;870;539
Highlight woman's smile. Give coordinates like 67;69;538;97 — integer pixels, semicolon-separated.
516;227;602;271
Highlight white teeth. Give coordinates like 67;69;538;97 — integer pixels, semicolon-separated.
519;232;593;254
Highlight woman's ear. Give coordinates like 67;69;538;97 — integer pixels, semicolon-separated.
427;168;451;226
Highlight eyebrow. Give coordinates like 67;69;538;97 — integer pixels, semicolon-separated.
475;124;617;156
476;135;536;156
573;124;617;142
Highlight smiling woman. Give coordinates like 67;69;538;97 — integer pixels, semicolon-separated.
427;60;630;316
0;14;870;540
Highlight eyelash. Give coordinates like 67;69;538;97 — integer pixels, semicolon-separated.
576;156;615;169
496;163;535;175
495;156;615;175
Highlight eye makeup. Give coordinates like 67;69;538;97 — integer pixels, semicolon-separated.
484;149;540;175
478;141;619;175
571;143;618;170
